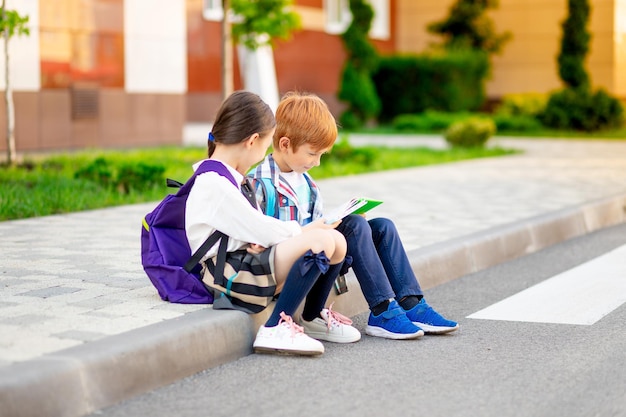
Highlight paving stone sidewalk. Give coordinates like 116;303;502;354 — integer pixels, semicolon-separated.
0;136;625;417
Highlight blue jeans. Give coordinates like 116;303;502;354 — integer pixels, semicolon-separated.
336;215;423;309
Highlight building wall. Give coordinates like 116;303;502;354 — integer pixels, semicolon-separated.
3;0;622;154
185;0;243;122
614;0;626;95
395;0;625;99
125;0;186;93
0;0;186;153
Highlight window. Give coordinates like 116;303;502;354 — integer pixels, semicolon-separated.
324;0;351;35
324;0;389;40
203;0;223;21
368;0;389;40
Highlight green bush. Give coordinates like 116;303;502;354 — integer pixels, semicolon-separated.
117;162;165;193
373;50;489;122
392;111;473;132
540;88;624;131
324;138;375;166
338;62;381;128
444;117;496;148
558;0;590;89
495;93;547;117
492;114;543;132
74;157;113;186
339;109;361;131
74;157;165;194
337;0;380;128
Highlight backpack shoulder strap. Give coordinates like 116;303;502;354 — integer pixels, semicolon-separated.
193;160;237;187
257;177;278;218
180;160;238;275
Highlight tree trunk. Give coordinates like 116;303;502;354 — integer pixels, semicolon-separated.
2;0;16;166
221;0;233;101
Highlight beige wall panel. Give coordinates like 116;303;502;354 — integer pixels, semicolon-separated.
294;5;326;31
39;90;72;150
616;0;626;95
14;93;41;151
398;0;622;98
71;120;100;148
186;93;223;123
100;89;130;147
155;95;185;144
488;0;565;97
488;65;562;94
396;0;456;52
0;92;40;152
124;94;184;146
127;94;160;145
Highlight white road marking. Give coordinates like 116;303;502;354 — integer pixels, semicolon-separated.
467;244;626;325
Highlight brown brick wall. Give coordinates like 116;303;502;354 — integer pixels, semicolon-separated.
0;90;184;153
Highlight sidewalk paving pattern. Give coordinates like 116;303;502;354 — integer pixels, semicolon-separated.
1;137;625;417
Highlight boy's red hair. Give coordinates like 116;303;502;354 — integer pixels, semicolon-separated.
274;91;338;151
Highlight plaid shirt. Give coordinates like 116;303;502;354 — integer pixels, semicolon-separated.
250;154;324;225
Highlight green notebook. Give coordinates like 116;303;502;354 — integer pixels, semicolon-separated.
324;198;383;224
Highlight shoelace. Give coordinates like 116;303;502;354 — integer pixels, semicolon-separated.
279;311;304;338
325;302;353;331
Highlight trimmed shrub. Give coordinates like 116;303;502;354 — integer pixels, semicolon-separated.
117;162;165;193
373;50;489;122
495;93;547;117
337;0;380;128
392;111;473;132
74;157;113;186
74;157;165;194
325;138;375;166
492;114;543;132
558;0;591;89
540;88;624;131
444;117;496;148
338;62;381;129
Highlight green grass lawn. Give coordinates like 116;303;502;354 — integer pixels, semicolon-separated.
0;141;516;221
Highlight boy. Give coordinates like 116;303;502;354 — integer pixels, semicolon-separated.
250;91;458;340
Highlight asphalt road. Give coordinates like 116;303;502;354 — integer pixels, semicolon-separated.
90;223;626;417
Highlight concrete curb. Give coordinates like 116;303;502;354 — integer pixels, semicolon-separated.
1;193;624;417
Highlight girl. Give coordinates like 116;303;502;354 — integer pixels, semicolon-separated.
185;91;358;356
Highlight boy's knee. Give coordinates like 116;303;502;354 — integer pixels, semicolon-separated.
369;217;396;234
342;214;369;231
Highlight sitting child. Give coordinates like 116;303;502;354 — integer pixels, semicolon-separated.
186;91;359;356
250;91;459;340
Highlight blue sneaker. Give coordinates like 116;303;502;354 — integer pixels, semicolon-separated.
365;300;424;340
404;298;459;334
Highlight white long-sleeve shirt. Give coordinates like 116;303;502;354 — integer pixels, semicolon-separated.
185;159;302;261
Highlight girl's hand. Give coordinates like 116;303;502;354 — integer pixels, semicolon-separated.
303;218;342;230
246;243;267;254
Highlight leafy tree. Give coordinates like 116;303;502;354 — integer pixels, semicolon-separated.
557;0;590;89
231;0;300;50
220;0;300;99
427;0;511;54
0;2;29;166
337;0;381;129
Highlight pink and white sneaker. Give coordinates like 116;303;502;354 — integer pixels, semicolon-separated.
253;312;324;356
300;304;361;343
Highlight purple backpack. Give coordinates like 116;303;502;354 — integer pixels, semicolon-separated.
141;160;236;304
